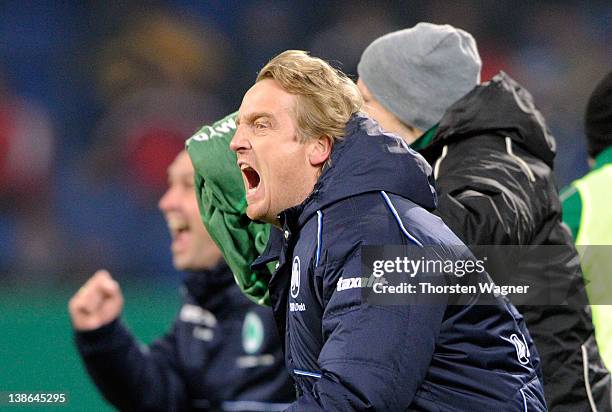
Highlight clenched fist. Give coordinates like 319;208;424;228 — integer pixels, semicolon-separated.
68;270;124;331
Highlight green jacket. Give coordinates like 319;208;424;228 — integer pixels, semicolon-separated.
186;113;273;306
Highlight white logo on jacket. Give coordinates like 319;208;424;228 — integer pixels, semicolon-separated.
180;304;217;327
291;256;301;298
180;304;218;341
510;333;531;365
242;312;264;354
337;276;362;291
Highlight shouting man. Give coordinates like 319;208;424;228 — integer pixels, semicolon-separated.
230;50;546;411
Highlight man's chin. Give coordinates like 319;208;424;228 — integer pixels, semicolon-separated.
172;250;195;271
246;206;279;226
245;204;263;221
172;259;188;271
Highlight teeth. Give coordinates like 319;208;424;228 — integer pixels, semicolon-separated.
240;164;251;171
247;178;260;196
167;217;188;232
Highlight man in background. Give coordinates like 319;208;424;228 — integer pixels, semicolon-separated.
357;23;611;410
562;70;612;371
69;150;294;411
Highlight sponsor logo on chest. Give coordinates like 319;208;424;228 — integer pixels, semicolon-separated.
289;256;307;312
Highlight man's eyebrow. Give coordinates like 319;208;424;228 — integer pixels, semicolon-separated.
238;112;274;125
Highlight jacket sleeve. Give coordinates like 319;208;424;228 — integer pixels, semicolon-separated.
288;213;446;411
75;317;189;411
430;137;537;246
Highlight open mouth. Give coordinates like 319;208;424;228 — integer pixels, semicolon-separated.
166;215;192;253
167;217;190;240
240;164;262;198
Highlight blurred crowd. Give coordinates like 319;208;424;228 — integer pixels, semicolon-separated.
0;0;610;285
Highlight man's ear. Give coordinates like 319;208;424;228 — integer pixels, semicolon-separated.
308;136;332;167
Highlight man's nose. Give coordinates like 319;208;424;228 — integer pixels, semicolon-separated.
230;127;251;152
158;187;178;212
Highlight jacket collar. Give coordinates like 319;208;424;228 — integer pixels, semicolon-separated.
183;261;237;310
410;124;438;151
252;227;284;270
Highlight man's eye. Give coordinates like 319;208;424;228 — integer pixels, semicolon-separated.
254;121;268;130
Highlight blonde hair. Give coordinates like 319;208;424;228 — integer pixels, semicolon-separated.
256;50;363;142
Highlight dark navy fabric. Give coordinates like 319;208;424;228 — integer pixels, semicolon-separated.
256;114;547;411
75;263;295;411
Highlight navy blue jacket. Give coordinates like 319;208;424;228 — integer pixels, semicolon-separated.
254;115;547;411
75;263;295;411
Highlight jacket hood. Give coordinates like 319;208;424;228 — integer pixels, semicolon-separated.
431;71;556;167
293;114;437;226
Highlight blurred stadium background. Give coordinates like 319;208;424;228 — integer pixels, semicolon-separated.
0;1;610;410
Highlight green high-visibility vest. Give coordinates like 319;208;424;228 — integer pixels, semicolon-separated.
573;163;612;370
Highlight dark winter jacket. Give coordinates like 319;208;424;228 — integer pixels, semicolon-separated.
254;114;547;411
75;263;295;411
418;72;611;411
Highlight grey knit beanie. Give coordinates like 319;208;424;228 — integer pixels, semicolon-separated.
357;22;482;131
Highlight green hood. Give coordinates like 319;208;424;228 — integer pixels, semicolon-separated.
186;112;273;306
